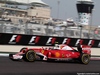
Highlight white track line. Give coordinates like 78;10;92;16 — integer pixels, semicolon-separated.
0;53;9;57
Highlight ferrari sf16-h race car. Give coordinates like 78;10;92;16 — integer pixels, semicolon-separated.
9;44;91;65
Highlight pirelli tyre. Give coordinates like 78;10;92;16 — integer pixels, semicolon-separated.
23;50;36;62
80;54;90;65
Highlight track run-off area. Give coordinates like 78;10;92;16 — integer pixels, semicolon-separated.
0;57;100;75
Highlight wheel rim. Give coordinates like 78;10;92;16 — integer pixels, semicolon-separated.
27;52;35;61
82;55;90;64
83;56;89;63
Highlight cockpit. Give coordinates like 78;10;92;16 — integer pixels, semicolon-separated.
54;44;74;50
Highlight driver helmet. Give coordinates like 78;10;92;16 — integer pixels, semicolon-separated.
59;45;65;49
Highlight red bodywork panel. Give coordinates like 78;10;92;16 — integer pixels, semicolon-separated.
21;44;91;60
46;50;80;59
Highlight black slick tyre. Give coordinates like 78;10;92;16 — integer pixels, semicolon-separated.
80;54;90;65
23;50;36;62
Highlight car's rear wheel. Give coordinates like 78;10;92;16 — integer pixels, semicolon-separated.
23;50;36;62
80;54;90;65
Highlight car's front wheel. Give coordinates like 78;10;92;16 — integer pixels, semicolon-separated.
23;50;36;62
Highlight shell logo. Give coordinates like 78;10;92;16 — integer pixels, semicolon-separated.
55;52;60;57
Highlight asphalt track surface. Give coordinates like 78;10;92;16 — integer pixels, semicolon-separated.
0;57;100;75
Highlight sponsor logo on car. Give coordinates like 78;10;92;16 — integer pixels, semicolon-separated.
55;52;60;57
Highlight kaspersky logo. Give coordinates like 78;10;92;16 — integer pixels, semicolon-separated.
9;35;22;44
46;37;56;45
29;36;40;45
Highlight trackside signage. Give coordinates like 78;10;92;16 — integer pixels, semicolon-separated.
9;35;22;44
0;33;100;48
46;37;56;45
28;36;40;45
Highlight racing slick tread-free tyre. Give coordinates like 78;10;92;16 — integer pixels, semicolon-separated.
80;54;90;65
23;50;36;62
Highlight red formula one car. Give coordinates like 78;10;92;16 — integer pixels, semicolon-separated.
9;44;91;65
